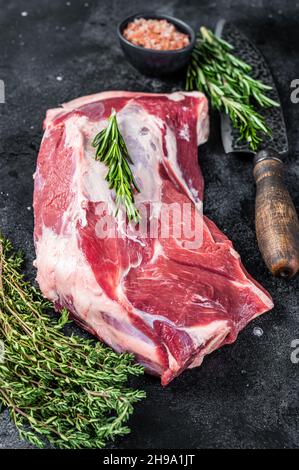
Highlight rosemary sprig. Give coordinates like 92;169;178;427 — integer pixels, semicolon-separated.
92;109;141;222
0;235;145;449
186;27;279;150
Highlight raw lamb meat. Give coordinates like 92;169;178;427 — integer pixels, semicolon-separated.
33;91;273;385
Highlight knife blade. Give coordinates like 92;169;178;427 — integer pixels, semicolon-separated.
215;19;288;155
215;19;299;278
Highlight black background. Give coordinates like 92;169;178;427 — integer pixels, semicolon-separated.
0;0;298;449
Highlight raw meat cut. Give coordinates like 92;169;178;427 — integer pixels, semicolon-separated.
33;91;273;385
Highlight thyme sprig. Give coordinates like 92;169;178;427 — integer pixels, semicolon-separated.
92;109;141;222
186;27;279;150
0;235;145;449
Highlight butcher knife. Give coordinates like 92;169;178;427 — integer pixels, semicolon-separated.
215;19;299;278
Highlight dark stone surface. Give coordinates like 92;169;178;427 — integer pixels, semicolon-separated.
0;0;299;450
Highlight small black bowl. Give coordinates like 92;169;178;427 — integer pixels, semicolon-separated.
117;13;196;77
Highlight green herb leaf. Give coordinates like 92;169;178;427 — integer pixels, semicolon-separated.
92;110;141;223
186;27;280;151
0;235;145;449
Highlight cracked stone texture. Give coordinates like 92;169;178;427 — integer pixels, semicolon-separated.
0;0;299;450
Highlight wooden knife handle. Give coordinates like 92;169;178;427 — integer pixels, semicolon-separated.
253;149;299;278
